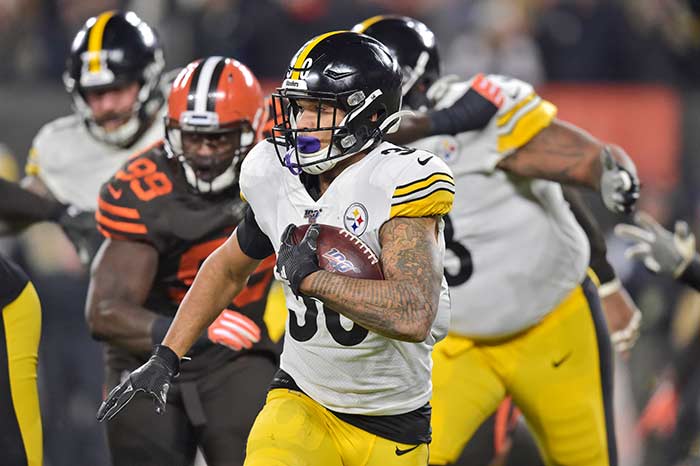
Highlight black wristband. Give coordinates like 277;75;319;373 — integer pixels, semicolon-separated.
590;255;617;286
153;344;181;375
680;256;700;292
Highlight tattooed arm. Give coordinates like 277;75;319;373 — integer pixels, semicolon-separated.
496;119;632;190
299;216;443;342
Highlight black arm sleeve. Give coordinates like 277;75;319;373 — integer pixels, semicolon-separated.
562;186;617;285
0;178;65;223
679;255;700;292
427;87;499;136
236;206;275;260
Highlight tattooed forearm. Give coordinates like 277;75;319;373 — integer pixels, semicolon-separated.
301;216;443;342
497;119;603;189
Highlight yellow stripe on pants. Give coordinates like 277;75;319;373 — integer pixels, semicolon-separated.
3;282;43;466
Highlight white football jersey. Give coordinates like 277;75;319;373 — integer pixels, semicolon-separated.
25;110;165;211
240;140;453;416
411;74;589;338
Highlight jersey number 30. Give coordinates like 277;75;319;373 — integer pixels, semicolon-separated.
288;298;368;347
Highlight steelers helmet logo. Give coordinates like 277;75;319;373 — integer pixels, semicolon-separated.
344;202;368;236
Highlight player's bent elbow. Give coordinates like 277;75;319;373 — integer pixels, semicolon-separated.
85;302;114;341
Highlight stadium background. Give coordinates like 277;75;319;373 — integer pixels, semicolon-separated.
1;0;699;464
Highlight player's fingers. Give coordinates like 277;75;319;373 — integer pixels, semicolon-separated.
280;224;297;245
221;310;261;341
623;242;651;261
675;220;690;240
643;256;661;273
615;223;654;244
302;223;321;249
209;327;245;350
97;383;138;421
635;211;665;235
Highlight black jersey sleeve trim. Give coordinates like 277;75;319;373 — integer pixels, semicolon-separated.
236;206;274;260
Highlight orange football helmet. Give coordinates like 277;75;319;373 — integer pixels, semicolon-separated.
165;56;266;193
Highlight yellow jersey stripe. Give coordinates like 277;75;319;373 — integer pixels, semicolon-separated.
88;11;116;72
393;172;454;198
352;15;385;33
290;31;346;80
390;189;454;218
497;101;557;153
496;92;536;127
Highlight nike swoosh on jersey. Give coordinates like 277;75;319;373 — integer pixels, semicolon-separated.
552;351;572;368
417;156;433;166
108;184;123;199
395;445;421;456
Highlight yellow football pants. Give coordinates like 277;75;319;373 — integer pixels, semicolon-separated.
430;278;615;466
1;281;43;466
245;388;429;466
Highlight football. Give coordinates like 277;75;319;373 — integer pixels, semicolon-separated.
291;224;384;280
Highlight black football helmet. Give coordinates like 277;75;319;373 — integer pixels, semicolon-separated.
352;15;440;111
63;11;165;147
271;31;403;175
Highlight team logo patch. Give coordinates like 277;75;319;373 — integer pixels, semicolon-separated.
322;248;360;273
438;137;459;163
344;202;368;236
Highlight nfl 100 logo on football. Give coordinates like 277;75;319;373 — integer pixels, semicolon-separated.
322;248;360;274
344;202;368;236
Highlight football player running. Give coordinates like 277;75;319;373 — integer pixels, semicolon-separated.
354;15;640;466
97;31;454;465
0;11;167;264
87;57;278;466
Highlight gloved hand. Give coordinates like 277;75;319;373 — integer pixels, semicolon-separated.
276;223;320;298
599;147;640;214
208;310;261;351
96;344;180;422
615;212;696;278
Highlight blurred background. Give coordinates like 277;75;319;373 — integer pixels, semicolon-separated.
1;0;700;465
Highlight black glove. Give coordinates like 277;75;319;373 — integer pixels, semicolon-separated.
427;87;498;136
276;223;321;298
96;344;180;422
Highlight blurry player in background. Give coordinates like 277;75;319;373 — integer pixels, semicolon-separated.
86;57;278;466
0;254;42;466
0;11;169;466
0;11;167;264
355;15;641;466
98;31;454;465
617;213;700;465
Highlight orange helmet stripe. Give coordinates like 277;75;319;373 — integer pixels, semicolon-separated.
87;10;116;72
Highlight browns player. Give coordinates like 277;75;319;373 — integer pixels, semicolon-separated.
86;57;275;466
98;32;454;465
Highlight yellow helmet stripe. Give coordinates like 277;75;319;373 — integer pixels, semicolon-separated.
88;10;116;72
352;15;386;33
290;30;346;80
